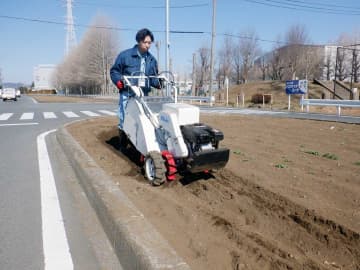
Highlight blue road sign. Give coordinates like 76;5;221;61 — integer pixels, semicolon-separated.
286;80;308;94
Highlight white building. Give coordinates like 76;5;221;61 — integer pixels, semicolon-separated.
33;64;56;90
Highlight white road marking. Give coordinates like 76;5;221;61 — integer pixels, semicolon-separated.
31;97;38;104
98;110;116;116
80;110;100;117
62;111;80;118
20;112;34;120
0;122;39;127
37;130;73;270
43;112;57;119
0;113;13;120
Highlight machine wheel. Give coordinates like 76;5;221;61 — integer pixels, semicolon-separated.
144;151;167;186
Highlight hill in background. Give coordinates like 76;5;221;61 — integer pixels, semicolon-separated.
215;80;359;111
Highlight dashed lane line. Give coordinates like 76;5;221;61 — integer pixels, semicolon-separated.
62;111;80;118
0;113;14;120
80;111;101;117
98;110;117;116
20;112;34;120
43;112;57;119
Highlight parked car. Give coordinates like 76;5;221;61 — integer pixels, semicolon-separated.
2;88;17;101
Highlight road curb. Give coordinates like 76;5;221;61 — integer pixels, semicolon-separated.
56;124;191;270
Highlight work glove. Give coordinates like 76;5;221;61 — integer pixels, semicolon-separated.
156;78;165;89
116;80;124;92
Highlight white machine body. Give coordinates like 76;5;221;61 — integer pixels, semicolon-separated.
158;103;199;158
123;95;200;159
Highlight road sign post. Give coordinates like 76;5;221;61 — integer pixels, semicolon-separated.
286;80;308;111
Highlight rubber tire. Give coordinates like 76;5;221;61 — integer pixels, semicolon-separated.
144;151;167;186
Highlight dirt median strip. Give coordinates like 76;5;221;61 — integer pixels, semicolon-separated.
56;125;190;270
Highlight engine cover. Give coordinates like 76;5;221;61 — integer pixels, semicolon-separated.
181;123;224;148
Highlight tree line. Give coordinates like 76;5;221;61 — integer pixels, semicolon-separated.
53;15;360;95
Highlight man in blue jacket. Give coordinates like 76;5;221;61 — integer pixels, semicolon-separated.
110;28;161;144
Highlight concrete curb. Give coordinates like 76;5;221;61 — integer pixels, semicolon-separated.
56;124;191;270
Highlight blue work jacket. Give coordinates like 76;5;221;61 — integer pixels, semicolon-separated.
110;45;160;95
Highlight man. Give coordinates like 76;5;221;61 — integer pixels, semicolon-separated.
110;28;161;142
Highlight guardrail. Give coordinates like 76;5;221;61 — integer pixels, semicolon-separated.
177;95;215;105
300;98;360;116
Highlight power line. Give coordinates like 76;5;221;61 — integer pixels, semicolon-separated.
0;14;204;34
0;14;294;45
57;0;209;9
280;0;360;10
222;33;284;45
243;0;360;15
0;14;337;46
268;0;360;12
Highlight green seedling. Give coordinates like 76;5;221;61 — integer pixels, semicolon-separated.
354;161;360;166
233;150;242;155
322;153;339;160
304;150;320;156
275;164;287;169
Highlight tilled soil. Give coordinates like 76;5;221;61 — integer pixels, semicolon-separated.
67;115;360;270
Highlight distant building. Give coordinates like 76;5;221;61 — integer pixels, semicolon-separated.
256;44;339;80
33;64;56;90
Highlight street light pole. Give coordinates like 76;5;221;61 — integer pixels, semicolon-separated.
209;0;216;105
165;0;170;95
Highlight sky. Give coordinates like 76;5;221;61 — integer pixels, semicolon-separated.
1;0;360;84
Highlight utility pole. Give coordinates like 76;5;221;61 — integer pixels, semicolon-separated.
155;41;161;71
192;53;196;96
65;0;77;55
165;0;170;95
209;0;216;104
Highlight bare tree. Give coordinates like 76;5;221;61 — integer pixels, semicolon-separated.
283;24;310;80
233;41;241;84
53;14;119;95
352;49;360;83
196;45;210;95
258;55;268;81
80;15;119;95
268;36;286;81
324;54;333;80
233;29;260;83
217;34;234;87
335;48;347;81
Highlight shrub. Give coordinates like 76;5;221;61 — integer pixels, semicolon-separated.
251;93;271;104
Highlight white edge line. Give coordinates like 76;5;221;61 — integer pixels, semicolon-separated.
0;122;39;127
37;130;74;270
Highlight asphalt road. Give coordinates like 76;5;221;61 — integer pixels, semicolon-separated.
0;96;121;270
1;95;358;269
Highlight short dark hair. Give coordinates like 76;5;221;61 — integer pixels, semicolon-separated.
135;28;154;43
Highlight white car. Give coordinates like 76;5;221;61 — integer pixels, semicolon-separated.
2;88;17;101
16;89;21;98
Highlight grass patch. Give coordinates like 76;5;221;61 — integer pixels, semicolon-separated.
233;150;242;155
304;150;320;156
354;161;360;166
322;153;339;160
275;164;287;169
